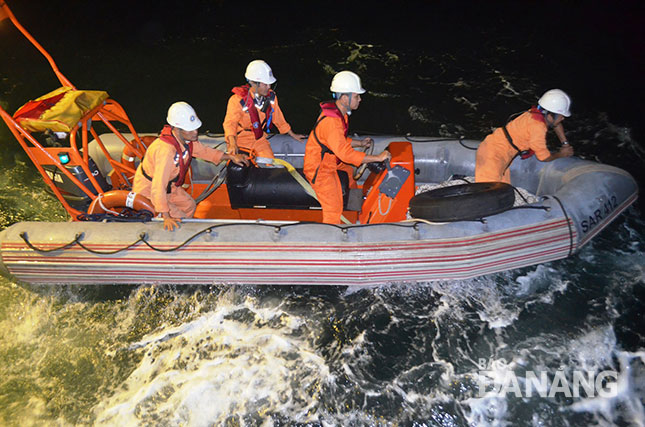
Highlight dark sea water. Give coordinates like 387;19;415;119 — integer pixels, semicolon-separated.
1;1;644;425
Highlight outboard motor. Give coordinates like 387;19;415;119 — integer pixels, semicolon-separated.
42;155;110;211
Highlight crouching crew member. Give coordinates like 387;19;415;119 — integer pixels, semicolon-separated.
475;88;575;184
223;59;305;159
304;71;391;224
133;102;248;231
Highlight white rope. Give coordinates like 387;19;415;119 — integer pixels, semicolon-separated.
377;193;393;216
97;194;120;215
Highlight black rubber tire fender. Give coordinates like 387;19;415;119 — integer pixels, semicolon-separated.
409;182;515;222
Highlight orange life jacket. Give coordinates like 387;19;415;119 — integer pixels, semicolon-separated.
318;101;348;136
309;101;348;183
158;125;193;187
141;125;193;192
502;106;546;160
231;85;275;139
529;106;547;123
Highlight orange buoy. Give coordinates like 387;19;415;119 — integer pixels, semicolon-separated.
120;144;139;170
88;190;155;215
121;135;155;168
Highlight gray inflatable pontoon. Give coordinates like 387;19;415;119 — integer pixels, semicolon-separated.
0;134;638;286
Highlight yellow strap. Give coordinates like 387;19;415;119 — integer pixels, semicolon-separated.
272;158;352;225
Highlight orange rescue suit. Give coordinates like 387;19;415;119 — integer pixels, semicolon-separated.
223;85;292;158
303;102;365;224
475;109;551;184
132;125;224;218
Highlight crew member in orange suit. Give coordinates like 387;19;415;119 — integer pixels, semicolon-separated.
304;71;391;224
475;89;574;184
133;102;248;231
223;60;305;159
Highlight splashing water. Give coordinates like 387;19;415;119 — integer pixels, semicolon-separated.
0;5;643;425
94;290;330;425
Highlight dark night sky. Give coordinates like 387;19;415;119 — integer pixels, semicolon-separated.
3;1;644;138
11;1;642;91
10;1;645;49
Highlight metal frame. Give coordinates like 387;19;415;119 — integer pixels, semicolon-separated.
0;1;147;219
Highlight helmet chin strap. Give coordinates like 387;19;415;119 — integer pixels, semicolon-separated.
172;127;197;144
249;80;267;108
339;93;352;115
538;105;558;128
333;92;352;114
171;127;185;144
545;112;561;129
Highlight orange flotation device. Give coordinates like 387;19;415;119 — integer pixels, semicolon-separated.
120;135;155;169
87;190;155;215
231;85;275;140
120;144;139;170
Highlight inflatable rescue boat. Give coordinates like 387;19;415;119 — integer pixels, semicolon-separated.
0;1;639;286
0;132;638;286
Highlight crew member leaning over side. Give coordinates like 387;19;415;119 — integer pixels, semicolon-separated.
475;89;575;184
304;71;391;224
133;102;248;231
223;60;305;159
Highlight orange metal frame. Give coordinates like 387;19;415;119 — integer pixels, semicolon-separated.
0;1;147;219
359;141;416;223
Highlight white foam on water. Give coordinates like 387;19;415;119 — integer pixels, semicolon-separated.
568;326;617;371
453;96;479;110
492;70;520;98
513;265;568;304
593;112;645;159
368;91;401;98
460;325;645;426
93;297;330;426
343;284;380;296
408;105;432;123
577;243;597;263
462;395;510;426
568;350;645;426
0;284;54;345
431;276;523;329
564;326;645;426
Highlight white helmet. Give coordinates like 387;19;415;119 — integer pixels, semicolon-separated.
330;71;366;94
245;60;276;84
167;101;202;131
538;89;571;117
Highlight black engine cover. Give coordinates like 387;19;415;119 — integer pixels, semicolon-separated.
226;163;350;209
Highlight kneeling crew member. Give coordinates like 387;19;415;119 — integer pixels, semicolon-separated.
303;71;391;224
475;88;574;184
133;102;248;231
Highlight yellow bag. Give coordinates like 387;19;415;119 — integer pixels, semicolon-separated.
13;86;109;132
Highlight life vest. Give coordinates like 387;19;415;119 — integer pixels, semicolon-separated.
529;105;546;123
310;101;348;183
502;106;545;160
141;125;193;193
231;85;275;140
